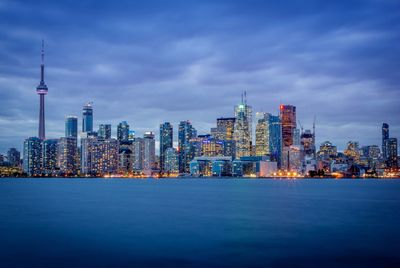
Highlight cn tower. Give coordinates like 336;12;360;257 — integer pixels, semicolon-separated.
36;40;48;140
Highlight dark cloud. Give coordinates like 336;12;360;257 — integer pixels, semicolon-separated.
0;0;399;153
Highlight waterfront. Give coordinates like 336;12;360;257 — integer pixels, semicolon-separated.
1;178;400;268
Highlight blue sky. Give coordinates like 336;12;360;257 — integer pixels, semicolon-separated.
0;0;399;153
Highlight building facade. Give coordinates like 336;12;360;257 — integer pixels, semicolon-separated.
160;122;173;172
65;116;78;138
81;137;119;175
178;120;197;173
280;105;296;148
98;124;112;139
164;147;179;173
82;102;93;133
233;95;252;159
7;148;21;167
58;137;78;175
23;137;43;176
117;121;130;142
42;139;59;175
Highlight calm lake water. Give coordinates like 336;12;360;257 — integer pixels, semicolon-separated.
0;178;400;268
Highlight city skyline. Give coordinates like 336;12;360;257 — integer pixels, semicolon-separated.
1;0;400;153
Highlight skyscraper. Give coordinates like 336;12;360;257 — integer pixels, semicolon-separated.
65;116;78;138
42;139;59;175
178;120;197;173
132;137;145;172
98;124;112;139
300;129;316;173
58;137;78;175
143;132;156;174
117;121;130;142
164;147;179;173
81;137;119;175
384;138;398;168
280;105;296;148
233;93;252;158
267;114;282;167
382;123;389;159
160;122;173;172
255;114;268;156
234;92;253;137
23;137;43;176
7;148;21;167
36;41;48;140
344;141;361;164
82;102;93;133
216;117;236;140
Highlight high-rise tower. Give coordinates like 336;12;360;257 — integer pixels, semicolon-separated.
233;92;252;158
160;122;173;172
82;102;93;133
280;105;296;147
382;123;389;159
36;40;48;140
65;116;78;138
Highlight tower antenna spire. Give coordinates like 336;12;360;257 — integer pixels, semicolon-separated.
41;39;45;82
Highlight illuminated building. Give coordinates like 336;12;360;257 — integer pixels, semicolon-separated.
187;137;203;163
384;138;398;168
164;147;179;173
58;137;78;175
361;145;380;169
178;120;197;173
132;137;144;172
143;132;156;174
232;156;274;177
98;124;111;139
254;113;282;166
160;122;173;172
36;41;48;140
23;137;43;176
223;140;236;159
255;114;268;156
42;139;59;175
81;137;119;175
362;145;380;159
117;121;130;142
216;117;236;140
190;156;232;177
82;102;93;134
233;93;252;158
318;141;337;160
280;105;296;147
202;137;224;157
267;114;282;167
65;116;78;138
7;148;21;167
344;141;360;164
382;123;389;159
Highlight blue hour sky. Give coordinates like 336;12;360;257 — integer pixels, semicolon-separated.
0;0;399;153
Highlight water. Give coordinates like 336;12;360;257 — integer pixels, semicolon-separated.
0;178;399;268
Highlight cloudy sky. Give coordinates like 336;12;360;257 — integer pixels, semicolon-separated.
0;0;399;153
